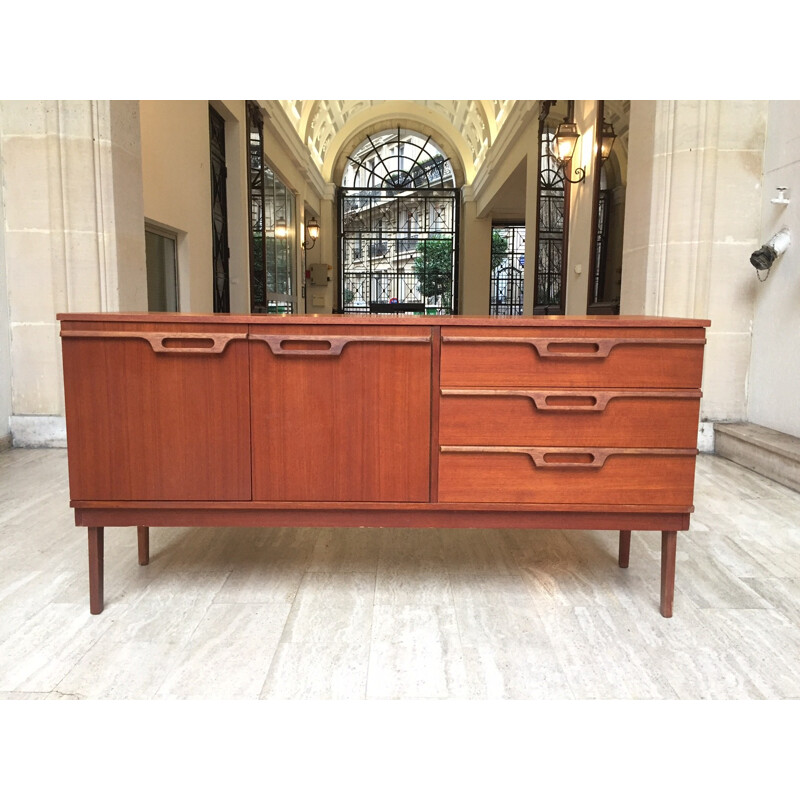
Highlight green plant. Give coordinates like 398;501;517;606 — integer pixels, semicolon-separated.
414;237;453;309
491;229;509;271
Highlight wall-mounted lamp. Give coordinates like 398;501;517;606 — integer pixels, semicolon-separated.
552;102;585;185
599;121;617;162
302;216;320;250
275;217;288;238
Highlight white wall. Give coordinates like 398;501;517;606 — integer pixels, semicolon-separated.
747;101;800;437
140;101;216;313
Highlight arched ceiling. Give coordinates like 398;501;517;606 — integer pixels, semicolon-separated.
263;99;630;209
275;100;517;185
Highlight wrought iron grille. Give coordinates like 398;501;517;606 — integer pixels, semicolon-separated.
490;225;525;316
535;126;567;314
209;106;230;313
340;128;458;315
590;188;612;306
247;101;295;314
247;101;267;312
345;128;455;190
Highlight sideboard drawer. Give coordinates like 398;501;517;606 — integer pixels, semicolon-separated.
439;389;701;448
440;326;706;388
438;447;697;506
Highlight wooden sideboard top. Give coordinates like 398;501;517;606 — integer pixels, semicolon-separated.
57;312;711;328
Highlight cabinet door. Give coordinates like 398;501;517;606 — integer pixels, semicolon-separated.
250;324;432;502
61;321;251;501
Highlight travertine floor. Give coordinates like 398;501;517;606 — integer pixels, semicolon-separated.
1;447;800;700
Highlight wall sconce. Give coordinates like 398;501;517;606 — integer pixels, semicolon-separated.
599;121;617;162
275;217;288;238
302;216;320;251
552;104;585;184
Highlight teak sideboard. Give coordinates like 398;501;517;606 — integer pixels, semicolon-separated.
57;313;710;617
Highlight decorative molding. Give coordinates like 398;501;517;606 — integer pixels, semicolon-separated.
463;101;538;205
272;100;519;195
259;101;332;201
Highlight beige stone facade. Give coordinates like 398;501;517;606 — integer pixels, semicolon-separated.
1;99;797;448
0;100;145;446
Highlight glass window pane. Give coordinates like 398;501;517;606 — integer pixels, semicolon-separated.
145;229;178;312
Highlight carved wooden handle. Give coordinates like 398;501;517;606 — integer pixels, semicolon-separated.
537;339;612;358
250;333;430;356
441;445;610;469
441;445;698;469
440;388;702;412
442;388;606;411
60;330;246;354
442;335;705;359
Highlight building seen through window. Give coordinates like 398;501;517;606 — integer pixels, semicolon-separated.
339;128;459;314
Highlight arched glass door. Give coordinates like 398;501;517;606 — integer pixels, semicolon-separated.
339;128;459;314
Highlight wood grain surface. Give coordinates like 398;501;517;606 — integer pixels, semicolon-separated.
249;325;432;502
61;322;251;501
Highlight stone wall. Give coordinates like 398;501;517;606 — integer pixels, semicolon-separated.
0;101;145;446
747;101;800;438
621;100;768;449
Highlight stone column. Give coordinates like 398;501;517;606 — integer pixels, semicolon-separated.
522;135;539;316
0;202;10;448
459;199;492;315
565;100;600;316
621;100;767;446
0;100;146;446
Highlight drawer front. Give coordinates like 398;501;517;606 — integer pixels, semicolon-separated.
440;327;706;388
439;390;701;448
438;448;697;506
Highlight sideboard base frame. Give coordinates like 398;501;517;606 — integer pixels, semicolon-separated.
79;508;686;618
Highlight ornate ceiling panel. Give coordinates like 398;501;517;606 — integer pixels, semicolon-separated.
276;100;517;181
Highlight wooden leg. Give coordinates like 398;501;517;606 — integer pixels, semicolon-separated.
618;529;631;568
137;526;150;566
660;530;677;618
88;526;104;615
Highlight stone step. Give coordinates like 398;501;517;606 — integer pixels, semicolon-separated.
714;422;800;493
